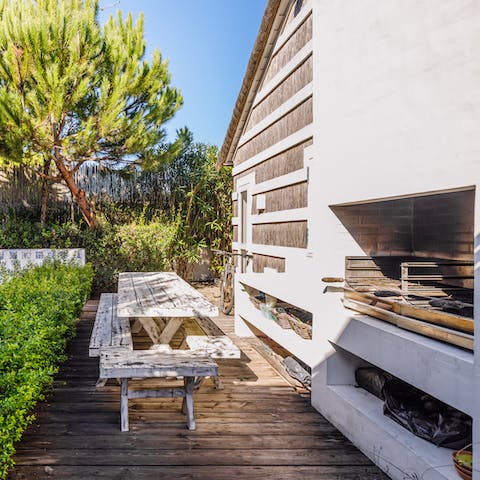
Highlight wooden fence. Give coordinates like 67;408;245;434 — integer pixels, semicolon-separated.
0;164;174;212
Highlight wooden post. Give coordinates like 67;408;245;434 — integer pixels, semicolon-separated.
121;378;129;432
184;376;196;430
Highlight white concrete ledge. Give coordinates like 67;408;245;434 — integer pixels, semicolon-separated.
251;208;308;225
232;124;313;176
232;242;306;259
237;296;315;366
313;384;459;480
238;271;316;313
252;167;308;195
332;313;474;415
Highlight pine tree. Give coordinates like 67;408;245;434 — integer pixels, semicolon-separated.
0;0;182;227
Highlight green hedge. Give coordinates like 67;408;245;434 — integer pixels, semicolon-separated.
0;214;193;295
0;263;93;479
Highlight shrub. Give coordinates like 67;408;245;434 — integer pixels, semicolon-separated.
116;217;178;272
0;263;93;478
0;213;206;295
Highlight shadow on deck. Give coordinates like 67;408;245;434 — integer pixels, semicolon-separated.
8;299;389;480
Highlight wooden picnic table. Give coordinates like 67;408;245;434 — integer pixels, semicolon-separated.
117;272;219;346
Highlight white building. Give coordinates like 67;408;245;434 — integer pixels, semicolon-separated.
217;1;480;478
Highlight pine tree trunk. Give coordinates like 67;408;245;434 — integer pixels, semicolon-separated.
39;160;51;226
53;152;96;229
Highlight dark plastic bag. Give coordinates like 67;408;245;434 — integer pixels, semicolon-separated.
383;378;472;449
355;367;393;400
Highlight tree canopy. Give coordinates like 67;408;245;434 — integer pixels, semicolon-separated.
0;0;182;227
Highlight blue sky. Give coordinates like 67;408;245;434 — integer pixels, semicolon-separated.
98;0;267;148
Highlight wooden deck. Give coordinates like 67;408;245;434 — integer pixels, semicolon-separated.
9;298;388;480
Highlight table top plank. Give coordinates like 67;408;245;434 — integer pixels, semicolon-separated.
117;272;219;318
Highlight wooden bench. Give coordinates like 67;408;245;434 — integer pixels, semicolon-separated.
89;293;133;358
186;335;241;389
100;349;218;431
89;293;133;387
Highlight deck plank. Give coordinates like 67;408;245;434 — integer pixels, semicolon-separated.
8;297;389;480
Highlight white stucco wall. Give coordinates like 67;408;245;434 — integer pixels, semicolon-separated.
309;1;480;478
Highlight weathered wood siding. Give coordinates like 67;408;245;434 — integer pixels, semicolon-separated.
253;182;308;214
253;253;286;273
231;1;313;263
234;139;312;189
261;13;312;87
245;55;313;133
282;0;308;31
235;97;313;166
252;221;308;248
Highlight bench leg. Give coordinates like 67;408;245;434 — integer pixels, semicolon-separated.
184;377;196;430
213;376;224;390
96;377;107;388
120;378;129;432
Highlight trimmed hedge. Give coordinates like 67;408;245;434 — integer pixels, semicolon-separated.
0;263;93;478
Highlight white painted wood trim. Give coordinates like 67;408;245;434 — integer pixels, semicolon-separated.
251;208;308;225
253;40;313;108
239;83;313;148
231;217;239;226
232;123;313;176
272;2;313;57
252;167;308;195
232;242;306;258
231;191;238;201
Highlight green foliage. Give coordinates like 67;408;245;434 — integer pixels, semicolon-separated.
116;215;178;272
144;129;233;275
0;263;93;478
0;0;182;226
0;129;233;288
0;213;190;294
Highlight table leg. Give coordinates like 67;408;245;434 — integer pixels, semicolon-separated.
184;376;196;430
136;317;183;346
131;318;143;334
137;317;163;344
159;317;184;344
120;378;129;432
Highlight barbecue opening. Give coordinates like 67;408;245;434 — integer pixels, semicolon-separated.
327;186;475;350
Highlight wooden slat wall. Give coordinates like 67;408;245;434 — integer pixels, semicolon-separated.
235;139;312;189
232;1;313;256
245;55;313;133
282;0;307;31
252;221;308;248
252;182;308;214
235;97;313;166
253;254;286;273
261;14;312;87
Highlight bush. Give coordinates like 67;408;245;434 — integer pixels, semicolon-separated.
116;217;178;272
0;212;208;295
0;263;93;478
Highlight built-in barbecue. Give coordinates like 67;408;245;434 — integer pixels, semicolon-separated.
327;187;475;350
